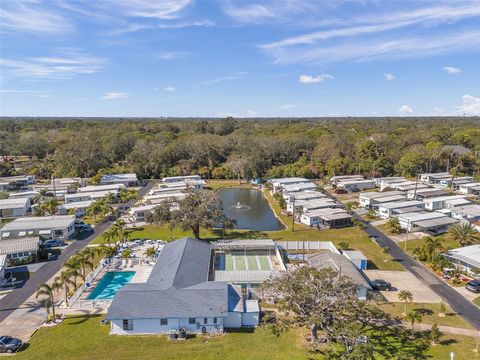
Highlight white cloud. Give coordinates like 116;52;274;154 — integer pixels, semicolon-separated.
223;4;275;22
204;71;249;85
384;73;395;81
109;0;192;19
456;94;480;115
0;50;105;80
398;105;413;115
101;92;128;100
0;1;71;34
164;86;176;92
157;52;189;60
106;20;214;36
0;89;51;98
299;74;333;83
443;66;461;74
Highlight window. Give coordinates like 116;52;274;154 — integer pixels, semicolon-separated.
122;319;133;331
204;318;208;324
188;318;196;324
213;317;217;324
160;318;168;326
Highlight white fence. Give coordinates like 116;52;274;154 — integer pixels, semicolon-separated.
69;299;112;310
68;258;107;306
276;240;340;254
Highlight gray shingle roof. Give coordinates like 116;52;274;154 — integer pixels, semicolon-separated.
0;237;39;255
106;237;229;320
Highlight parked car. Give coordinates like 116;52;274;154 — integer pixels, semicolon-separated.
465;280;480;293
43;239;66;248
335;189;348;194
0;336;22;353
77;224;92;232
370;279;392;291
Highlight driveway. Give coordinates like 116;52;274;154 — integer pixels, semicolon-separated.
364;270;441;303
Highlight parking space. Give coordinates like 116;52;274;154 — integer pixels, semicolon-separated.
364;270;442;303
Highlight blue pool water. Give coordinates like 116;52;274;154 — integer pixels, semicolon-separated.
87;271;135;300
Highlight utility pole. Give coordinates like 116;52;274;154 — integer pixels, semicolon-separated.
412;173;419;200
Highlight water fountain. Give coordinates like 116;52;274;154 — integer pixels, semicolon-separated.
227;201;251;212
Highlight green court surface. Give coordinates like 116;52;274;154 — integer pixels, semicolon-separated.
225;254;234;271
258;255;271;270
235;255;246;270
247;255;259;270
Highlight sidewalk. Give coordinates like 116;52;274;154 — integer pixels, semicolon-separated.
401;322;480;338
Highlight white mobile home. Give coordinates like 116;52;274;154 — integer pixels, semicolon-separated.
407;188;449;200
269;177;312;193
376;201;425;219
100;173;138;187
395;182;431;193
379;178;409;191
458;182;480;196
422;195;468;211
300;208;352;228
0;237;39;264
0;197;30;219
281;182;317;193
373;177;406;187
329;175;364;185
78;184;126;193
439;176;474;189
129;205;158;222
64;190;117;204
0;215;76;240
443;245;480;274
449;205;480;222
283;191;326;203
58;200;92;217
419;172;450;183
162;175;202;184
0;175;35;189
358;191;403;208
337;179;376;192
144;192;186;205
287;198;336;214
398;212;457;234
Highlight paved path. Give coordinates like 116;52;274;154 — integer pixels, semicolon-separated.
325;191;480;331
0;182;153;325
401;322;480;338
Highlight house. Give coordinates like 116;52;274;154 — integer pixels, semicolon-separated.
419;172;450;184
329;175;364;185
449;205;480;222
163;180;205;190
336;179;376;192
368;194;406;210
269;177;312;193
373;177;406;187
444;197;472;208
458;182;480;196
0;175;35;190
342;250;368;271
106;237;261;335
0;197;30;219
144;192;186;205
307;252;372;300
358;191;404;208
443;245;480;274
281;182;318;193
442;145;472;155
422;195;468;211
77;184;126;193
286;198;336;214
0;237;39;265
128;204;179;222
0;182;9;192
397;212;457;235
162;175;202;184
439;176;474;189
376;201;425;219
300;208;352;228
0;215;76;240
378;178;409;191
407;188;449;200
394;182;430;193
64;190;117;204
283;191;326;203
100;173;138;187
58;201;93;217
9;191;38;201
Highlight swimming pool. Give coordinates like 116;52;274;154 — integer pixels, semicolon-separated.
87;271;135;300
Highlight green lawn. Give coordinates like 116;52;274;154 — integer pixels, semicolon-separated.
379;302;474;329
205;179;254;191
474;297;480;307
15;315;480;360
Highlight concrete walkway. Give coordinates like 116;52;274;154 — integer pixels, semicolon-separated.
401;322;480;338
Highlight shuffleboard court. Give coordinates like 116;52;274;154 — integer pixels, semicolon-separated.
247;255;259;270
235;254;246;271
225;253;234;271
258;255;271;270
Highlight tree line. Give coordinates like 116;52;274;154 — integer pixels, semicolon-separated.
0;117;479;181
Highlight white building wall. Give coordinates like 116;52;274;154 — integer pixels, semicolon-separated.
110;317;224;335
224;313;242;328
241;312;259;327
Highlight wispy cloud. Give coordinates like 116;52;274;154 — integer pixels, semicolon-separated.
101;92;129;100
224;3;275;22
0;50;106;80
299;74;332;83
0;0;71;34
108;0;192;19
204;71;249;85
398;105;413;115
157;52;189;60
456;94;480;115
0;89;51;98
164;86;176;92
443;66;461;74
105;20;214;36
384;73;395;81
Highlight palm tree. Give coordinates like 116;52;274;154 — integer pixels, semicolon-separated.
111;220;130;244
121;249;132;258
77;251;94;280
99;244;116;258
36;283;56;321
345;201;359;215
87;198;114;223
63;257;81;289
102;227;116;245
144;246;157;261
398;290;413;314
44;197;60;215
404;310;422;333
32;188;54;204
86;200;103;223
385;217;401;234
448;222;479;247
53;270;75;306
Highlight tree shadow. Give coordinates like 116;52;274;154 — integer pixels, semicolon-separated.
439;338;458;346
67;314;101;325
413;308;434;316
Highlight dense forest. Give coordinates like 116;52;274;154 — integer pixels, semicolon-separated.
0;117;479;180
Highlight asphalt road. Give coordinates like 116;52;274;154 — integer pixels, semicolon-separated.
0;181;153;323
326;190;480;331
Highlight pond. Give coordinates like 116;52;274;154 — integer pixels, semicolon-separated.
217;188;285;231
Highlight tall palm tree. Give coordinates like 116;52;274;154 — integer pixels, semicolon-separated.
53;270;75;306
382;246;390;263
404;310;422;333
102;227;116;245
448;222;479;247
398;290;413;314
423;237;444;261
144;246;157;261
63;257;81;289
32;188;54;204
77;252;94;280
99;244;116;258
44;197;60;215
344;201;359;215
36;283;56;320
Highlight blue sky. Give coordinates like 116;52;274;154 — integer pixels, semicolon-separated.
0;0;479;117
